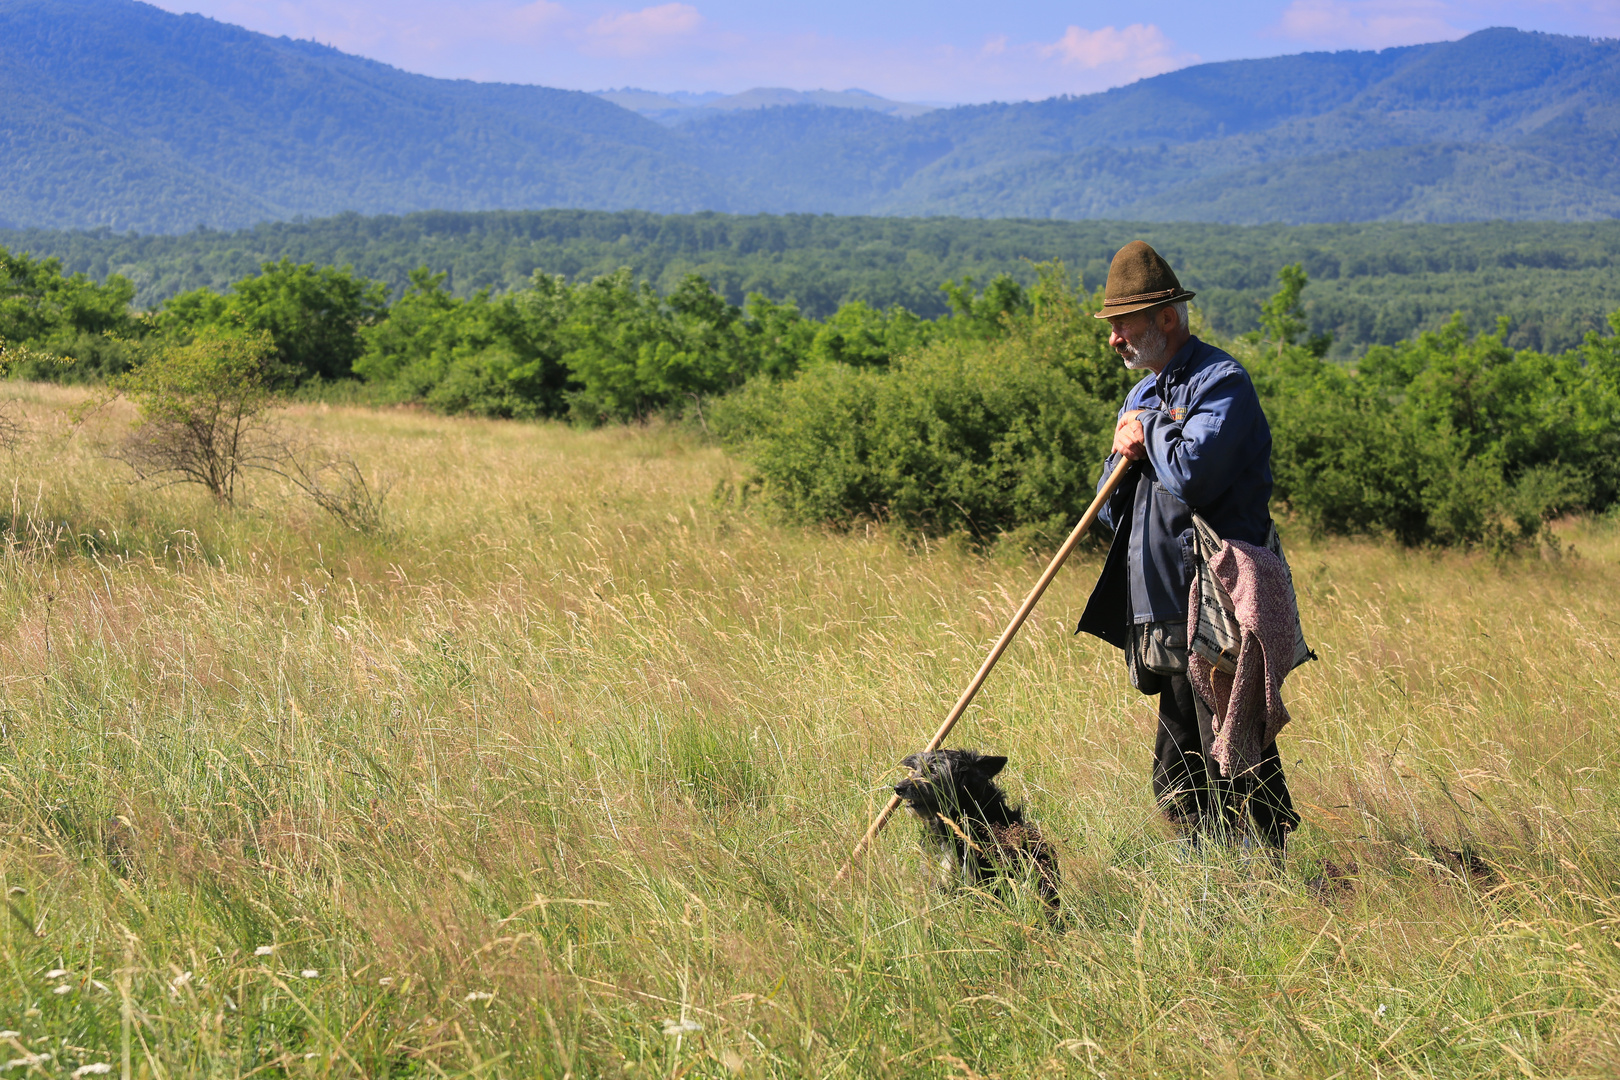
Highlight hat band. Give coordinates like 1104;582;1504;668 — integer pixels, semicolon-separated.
1103;287;1183;307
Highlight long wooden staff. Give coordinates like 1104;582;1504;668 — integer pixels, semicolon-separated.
834;456;1135;883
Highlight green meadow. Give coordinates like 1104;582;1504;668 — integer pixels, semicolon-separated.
1;386;1617;1078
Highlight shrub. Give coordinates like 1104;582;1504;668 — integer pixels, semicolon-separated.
1259;311;1620;549
715;261;1130;541
111;330;277;504
717;340;1117;540
0;247;139;380
158;259;387;385
357;268;570;417
806;301;932;368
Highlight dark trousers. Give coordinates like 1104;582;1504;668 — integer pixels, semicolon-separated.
1152;673;1299;847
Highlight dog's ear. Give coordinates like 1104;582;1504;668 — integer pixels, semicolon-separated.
975;755;1008;778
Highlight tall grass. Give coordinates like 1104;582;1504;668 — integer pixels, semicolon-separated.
1;383;1617;1078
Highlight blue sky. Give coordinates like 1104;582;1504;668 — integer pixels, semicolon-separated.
152;1;1620;102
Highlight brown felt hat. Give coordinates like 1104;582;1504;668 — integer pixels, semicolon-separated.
1093;240;1195;319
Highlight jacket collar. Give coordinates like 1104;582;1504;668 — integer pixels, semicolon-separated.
1154;335;1202;394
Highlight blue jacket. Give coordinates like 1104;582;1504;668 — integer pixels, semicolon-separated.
1077;336;1273;650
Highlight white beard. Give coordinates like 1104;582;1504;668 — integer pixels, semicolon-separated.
1119;320;1171;371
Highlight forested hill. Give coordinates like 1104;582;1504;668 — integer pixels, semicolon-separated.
3;1;1619;232
9;210;1620;356
0;0;719;231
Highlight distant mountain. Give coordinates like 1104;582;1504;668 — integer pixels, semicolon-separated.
687;29;1620;223
0;0;719;231
1;0;1616;231
595;87;937;124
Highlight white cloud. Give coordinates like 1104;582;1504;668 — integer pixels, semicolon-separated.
509;1;571;31
583;4;702;57
1272;0;1463;49
1039;24;1179;73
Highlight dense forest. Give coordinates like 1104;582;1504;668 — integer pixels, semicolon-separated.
4;2;1619;232
6;210;1620;356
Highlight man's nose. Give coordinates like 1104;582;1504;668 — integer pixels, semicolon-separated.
1109;328;1126;349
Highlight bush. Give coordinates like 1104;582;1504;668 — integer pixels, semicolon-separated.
1258;311;1620;549
806;301;932;368
357;268;569;418
715;263;1131;541
111;330;277;504
158;259;387;385
718;345;1117;540
353;267;1049;424
0;247;139;380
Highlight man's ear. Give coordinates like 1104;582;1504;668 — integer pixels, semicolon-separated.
976;755;1008;778
1156;304;1179;335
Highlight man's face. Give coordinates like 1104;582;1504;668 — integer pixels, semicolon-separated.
1108;310;1170;371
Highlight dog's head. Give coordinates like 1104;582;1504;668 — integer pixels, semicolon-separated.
893;749;1007;817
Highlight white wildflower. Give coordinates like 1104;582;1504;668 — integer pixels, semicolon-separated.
73;1065;113;1077
4;1052;50;1070
300;970;319;979
661;1018;703;1036
1376;1003;1388;1018
254;946;274;957
43;971;66;980
464;991;493;1002
52;986;71;996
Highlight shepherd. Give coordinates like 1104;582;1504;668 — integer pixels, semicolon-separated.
1077;241;1300;855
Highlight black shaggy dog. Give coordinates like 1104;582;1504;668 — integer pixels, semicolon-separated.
894;749;1060;912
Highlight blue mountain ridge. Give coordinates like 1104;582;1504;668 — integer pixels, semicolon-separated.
1;0;1616;232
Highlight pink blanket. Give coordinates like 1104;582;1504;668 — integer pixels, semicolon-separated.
1187;539;1296;778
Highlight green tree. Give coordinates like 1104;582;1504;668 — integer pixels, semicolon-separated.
807;302;931;367
1012;261;1132;402
112;330;278;504
735;294;815;380
159;259;386;384
1261;311;1620;548
715;263;1122;541
0;247;139;379
939;274;1030;341
560;270;759;422
424;282;571;419
1258;263;1311;356
354;268;467;394
1580;308;1620;395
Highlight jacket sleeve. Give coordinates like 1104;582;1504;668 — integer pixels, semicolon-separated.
1096;450;1125;532
1095;384;1143;532
1136;367;1262;508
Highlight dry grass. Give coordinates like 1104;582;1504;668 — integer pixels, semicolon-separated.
1;383;1617;1078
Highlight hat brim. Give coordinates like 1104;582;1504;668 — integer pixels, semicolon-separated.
1092;289;1196;320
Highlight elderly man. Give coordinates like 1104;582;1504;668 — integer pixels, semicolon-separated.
1076;241;1299;852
